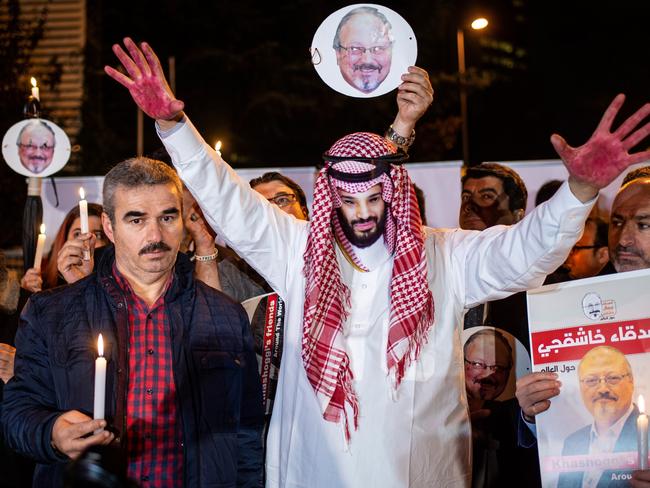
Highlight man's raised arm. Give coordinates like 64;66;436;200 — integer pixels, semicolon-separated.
386;66;433;151
459;94;650;307
554;94;650;202
105;38;436;295
104;38;185;129
104;38;307;295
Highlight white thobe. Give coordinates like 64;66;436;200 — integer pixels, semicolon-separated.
159;117;594;488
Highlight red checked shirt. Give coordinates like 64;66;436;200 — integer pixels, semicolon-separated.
114;266;184;487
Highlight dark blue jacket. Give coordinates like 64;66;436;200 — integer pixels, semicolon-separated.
557;406;639;488
1;247;264;487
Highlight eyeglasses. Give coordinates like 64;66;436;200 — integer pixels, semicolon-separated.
336;44;392;57
464;359;511;373
580;373;631;388
18;143;54;151
268;193;298;208
570;245;599;253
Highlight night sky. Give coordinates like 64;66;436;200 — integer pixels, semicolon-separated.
1;0;649;248
84;0;650;171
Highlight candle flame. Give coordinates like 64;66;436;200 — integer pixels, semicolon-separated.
215;141;222;152
40;223;46;234
31;77;37;88
98;333;104;357
640;394;646;414
79;187;85;200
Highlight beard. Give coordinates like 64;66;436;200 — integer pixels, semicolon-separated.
612;244;650;272
337;208;387;248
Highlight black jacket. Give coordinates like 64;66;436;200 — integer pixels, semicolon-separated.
1;247;263;487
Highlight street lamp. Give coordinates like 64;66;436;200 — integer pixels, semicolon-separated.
457;17;488;166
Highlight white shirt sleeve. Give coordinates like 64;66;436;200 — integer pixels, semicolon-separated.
450;181;596;308
157;116;307;298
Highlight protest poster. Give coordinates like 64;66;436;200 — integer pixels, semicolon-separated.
528;268;650;487
241;292;285;417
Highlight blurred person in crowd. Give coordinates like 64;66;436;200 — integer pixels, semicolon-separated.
413;183;428;225
563;217;610;280
250;172;309;221
535;179;563;207
21;203;107;293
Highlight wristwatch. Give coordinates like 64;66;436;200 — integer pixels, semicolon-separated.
385;124;416;148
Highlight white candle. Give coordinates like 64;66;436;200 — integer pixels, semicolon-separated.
78;187;89;234
78;187;90;261
639;395;649;469
33;224;46;271
30;77;40;101
93;334;107;423
215;140;222;157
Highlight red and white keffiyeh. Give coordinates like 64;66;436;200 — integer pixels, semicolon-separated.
302;132;434;440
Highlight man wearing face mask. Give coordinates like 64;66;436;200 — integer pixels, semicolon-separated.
459;163;543;488
460;163;529;340
459;163;527;232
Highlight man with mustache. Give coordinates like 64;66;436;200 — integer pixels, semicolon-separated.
2;157;264;487
16;120;56;174
105;37;650;487
459;163;530;369
464;329;513;412
557;346;638;487
459;163;527;232
609;168;650;273
333;6;393;94
517;167;650;487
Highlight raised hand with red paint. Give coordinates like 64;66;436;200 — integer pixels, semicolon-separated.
104;37;184;122
554;94;650;202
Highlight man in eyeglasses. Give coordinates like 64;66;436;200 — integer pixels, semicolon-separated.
250;172;309;221
16;120;56;174
557;346;637;487
333;6;393;94
464;329;513;413
564;217;610;280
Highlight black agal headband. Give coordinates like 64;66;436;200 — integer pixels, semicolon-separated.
323;151;409;183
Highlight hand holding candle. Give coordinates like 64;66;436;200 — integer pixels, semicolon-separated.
78;187;90;261
639;394;649;470
93;334;107;427
33;224;46;271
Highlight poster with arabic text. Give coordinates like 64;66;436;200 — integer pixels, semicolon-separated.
528;268;650;487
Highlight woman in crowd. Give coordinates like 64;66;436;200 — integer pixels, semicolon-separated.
20;203;107;292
